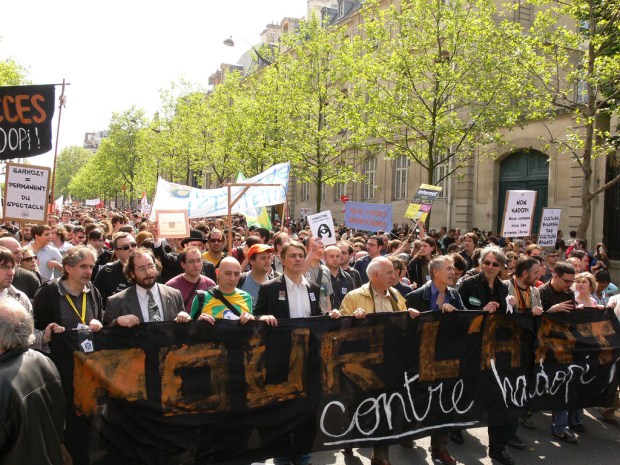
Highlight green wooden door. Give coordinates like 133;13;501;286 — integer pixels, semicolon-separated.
497;151;549;237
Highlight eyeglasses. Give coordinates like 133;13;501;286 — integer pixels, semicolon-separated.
559;277;575;284
0;265;15;271
135;263;157;273
21;256;37;262
185;259;202;265
116;243;137;251
209;238;224;243
482;260;501;268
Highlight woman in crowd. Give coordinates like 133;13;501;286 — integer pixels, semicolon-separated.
573;272;598;308
407;237;438;288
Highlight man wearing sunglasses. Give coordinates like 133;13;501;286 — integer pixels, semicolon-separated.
457;246;515;465
203;229;226;268
93;233;137;307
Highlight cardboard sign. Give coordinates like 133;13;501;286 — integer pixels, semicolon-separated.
538;208;562;247
156;210;189;239
0;85;56;160
344;202;393;232
2;162;51;223
500;190;537;237
307;210;336;245
404;184;442;221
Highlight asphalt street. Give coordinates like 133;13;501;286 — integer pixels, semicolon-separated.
255;408;619;465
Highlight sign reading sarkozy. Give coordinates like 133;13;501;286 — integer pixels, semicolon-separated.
0;85;56;160
50;309;620;465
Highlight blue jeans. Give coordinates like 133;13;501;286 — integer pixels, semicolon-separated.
552;409;582;434
274;454;311;465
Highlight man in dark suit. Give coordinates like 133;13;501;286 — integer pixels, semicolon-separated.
254;240;331;321
254;240;339;465
104;248;190;327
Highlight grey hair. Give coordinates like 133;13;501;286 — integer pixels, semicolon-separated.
480;246;506;265
366;256;391;278
429;255;454;279
62;245;97;277
0;297;35;351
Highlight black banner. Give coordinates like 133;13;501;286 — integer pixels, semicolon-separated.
0;84;55;160
50;309;620;465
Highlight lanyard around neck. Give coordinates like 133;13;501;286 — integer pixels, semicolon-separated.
65;292;87;324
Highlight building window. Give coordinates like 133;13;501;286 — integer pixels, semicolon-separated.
393;155;409;200
300;182;310;202
335;182;346;201
433;163;448;198
576;80;588;104
363;157;377;200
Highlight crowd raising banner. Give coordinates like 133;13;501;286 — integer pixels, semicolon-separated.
0;84;56;160
149;162;290;220
51;309;620;465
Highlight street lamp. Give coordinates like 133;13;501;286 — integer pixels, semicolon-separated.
223;36;274;67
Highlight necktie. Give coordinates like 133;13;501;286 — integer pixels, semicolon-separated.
146;290;161;322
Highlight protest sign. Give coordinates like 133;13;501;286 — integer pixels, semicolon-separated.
51;309;620;465
156;210;189;238
149;162;289;220
500;190;537;237
0;85;56;160
404;184;442;221
344;201;392;232
85;198;100;206
2;162;51;223
538;208;562;247
307;210;336;245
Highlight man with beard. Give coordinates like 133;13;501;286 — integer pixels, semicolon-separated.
104;248;189;327
503;257;544;442
16;223;33;246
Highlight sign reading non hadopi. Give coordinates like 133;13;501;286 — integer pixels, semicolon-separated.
500;190;537;237
3;162;51;223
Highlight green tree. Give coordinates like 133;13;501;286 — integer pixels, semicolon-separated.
357;0;547;213
527;0;620;238
276;16;371;211
70;108;156;206
54;146;93;198
0;40;28;85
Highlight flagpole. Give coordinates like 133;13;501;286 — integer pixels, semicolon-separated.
49;79;67;213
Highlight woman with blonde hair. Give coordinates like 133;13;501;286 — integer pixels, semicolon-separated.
573;272;598;308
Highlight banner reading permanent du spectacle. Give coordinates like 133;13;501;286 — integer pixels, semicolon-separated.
0;84;56;160
149;162;289;220
50;309;620;465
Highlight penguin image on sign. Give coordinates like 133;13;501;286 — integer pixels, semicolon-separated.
317;223;332;239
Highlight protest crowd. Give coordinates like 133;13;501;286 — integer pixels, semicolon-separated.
0;206;619;465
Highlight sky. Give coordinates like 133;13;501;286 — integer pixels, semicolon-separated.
1;0;308;169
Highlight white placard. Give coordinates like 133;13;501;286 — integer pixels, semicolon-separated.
307;210;336;245
500;190;537;237
2;162;51;223
538;208;562;247
85;198;100;206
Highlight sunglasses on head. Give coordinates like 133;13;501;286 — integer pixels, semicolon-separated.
116;243;137;251
482;260;501;268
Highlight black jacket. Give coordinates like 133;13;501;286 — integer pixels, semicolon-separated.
254;275;322;319
33;279;104;331
458;271;509;312
93;260;131;308
0;348;65;465
153;244;216;283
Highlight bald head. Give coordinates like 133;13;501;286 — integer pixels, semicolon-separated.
216;257;242;293
0;237;22;264
366;256;395;293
